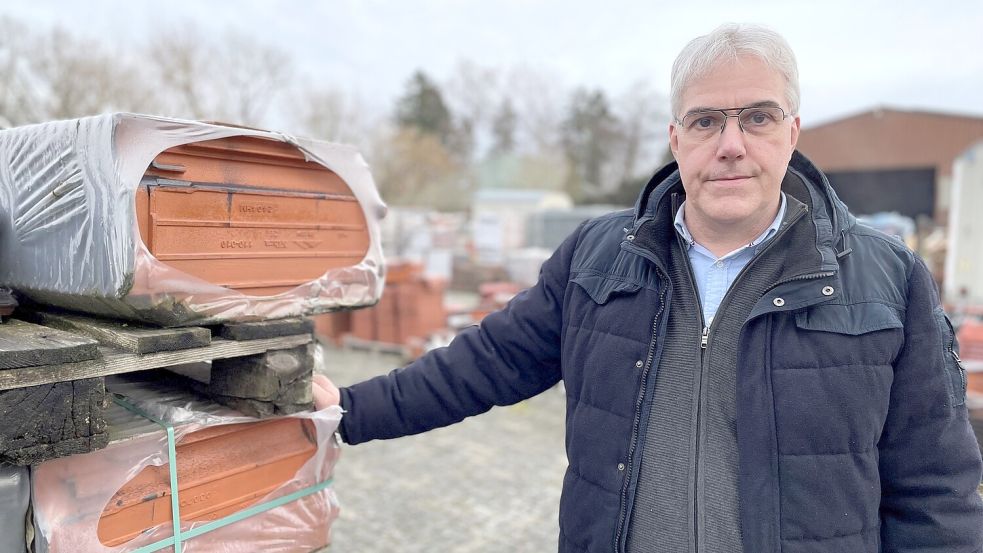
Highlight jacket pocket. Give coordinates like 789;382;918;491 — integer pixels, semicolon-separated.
794;302;903;335
570;272;641;305
776;303;904;455
777;303;901;542
933;306;967;407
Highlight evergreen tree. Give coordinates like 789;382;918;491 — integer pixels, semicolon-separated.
560;88;621;202
394;70;454;146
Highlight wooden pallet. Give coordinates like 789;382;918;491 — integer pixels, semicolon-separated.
0;311;316;465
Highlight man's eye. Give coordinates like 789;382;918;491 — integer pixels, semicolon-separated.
746;111;773;125
695;117;716;129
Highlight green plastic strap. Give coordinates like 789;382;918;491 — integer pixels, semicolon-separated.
112;395;183;553
129;477;336;553
110;394;334;553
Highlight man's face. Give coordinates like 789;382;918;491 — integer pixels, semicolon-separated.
669;55;800;232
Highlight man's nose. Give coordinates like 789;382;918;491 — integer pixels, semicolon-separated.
715;117;746;160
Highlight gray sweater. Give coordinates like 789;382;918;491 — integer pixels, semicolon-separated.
626;198;805;552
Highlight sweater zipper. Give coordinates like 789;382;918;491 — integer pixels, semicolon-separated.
614;270;669;552
688;202;809;552
698;201;812;353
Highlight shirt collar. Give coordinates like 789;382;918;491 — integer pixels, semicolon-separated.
673;192;787;258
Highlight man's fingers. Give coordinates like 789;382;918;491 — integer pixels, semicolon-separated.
312;373;341;409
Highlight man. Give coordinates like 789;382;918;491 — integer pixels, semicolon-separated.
314;24;983;552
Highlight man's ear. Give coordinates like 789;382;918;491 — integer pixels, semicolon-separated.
669;121;679;157
790;115;801;149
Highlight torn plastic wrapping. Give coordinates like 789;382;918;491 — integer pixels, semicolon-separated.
0;113;386;326
31;375;342;553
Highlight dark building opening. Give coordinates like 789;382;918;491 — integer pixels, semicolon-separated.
823;167;936;218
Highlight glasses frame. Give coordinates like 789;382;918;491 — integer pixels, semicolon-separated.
676;105;791;135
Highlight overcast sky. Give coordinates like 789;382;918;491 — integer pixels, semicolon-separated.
4;0;982;127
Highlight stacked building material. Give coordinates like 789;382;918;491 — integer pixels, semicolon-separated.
0;114;381;550
32;373;340;553
0;114;385;326
316;261;447;354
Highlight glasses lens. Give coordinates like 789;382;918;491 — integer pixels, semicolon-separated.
681;111;725;134
738;107;785;134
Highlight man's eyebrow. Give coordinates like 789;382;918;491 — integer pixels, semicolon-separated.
683;100;783;116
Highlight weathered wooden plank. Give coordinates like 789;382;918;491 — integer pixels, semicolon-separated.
0;319;99;369
0;334;313;391
22;311;211;354
2;433;110;466
210;344;313;402
213;318;314;341
167;344;315;417
0;378;108;465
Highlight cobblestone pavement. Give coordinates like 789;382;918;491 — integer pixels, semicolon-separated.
317;345;568;552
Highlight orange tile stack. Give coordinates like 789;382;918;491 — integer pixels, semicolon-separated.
138;136;370;298
95;419;324;547
469;281;522;322
314;261;447;351
32;391;340;552
0;114;385;326
959;320;983;395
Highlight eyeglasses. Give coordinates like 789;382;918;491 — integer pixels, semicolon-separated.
676;106;791;138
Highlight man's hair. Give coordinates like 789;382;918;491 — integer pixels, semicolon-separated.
670;23;800;119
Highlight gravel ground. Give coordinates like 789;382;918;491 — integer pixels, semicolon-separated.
317;345;568;553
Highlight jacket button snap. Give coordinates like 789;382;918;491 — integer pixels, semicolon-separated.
617;463;626;471
822;286;835;296
626;234;636;241
634;360;643;368
773;297;785;307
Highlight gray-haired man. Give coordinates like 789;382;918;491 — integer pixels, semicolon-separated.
316;24;983;552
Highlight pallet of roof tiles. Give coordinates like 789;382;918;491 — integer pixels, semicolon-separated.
0;113;386;327
0;311;318;465
32;373;340;553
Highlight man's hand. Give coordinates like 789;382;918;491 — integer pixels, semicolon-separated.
312;373;341;409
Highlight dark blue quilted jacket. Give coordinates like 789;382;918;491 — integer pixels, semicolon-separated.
339;152;983;552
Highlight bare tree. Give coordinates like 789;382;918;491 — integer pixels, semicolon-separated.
491;99;518;154
0;17;157;126
145;23;293;126
613;80;669;183
215;32;293;125
145;27;211;120
443;60;503;160
0;17;32;127
505;65;566;155
292;86;376;147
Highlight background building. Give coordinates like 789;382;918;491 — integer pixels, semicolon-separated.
797;108;983;224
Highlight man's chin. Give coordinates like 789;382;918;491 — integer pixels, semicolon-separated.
700;204;761;227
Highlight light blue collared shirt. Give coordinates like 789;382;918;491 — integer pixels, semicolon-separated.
673;193;787;325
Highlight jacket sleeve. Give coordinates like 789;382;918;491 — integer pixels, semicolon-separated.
878;256;983;551
336;222;584;445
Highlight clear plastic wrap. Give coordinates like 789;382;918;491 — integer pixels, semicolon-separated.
31;374;342;553
0;464;29;553
0;113;386;326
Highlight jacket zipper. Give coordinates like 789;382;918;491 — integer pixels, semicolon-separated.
614;271;669;552
616;199;836;551
687;202;809;552
680;248;708;552
946;318;967;398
